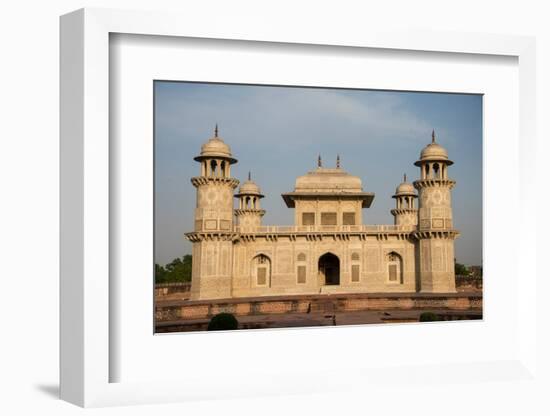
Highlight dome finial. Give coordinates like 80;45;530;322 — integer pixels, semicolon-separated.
431;129;436;143
248;171;251;181
404;173;407;182
215;124;219;137
318;154;322;168
336;154;341;168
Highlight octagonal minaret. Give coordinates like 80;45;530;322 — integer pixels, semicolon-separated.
413;130;460;293
186;126;239;300
391;173;418;227
234;172;266;232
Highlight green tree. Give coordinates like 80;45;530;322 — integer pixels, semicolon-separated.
419;311;441;322
207;313;239;331
155;255;192;283
154;263;168;284
454;262;469;276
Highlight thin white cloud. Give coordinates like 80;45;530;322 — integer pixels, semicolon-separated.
155;85;440;148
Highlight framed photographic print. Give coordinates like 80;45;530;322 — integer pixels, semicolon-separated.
60;8;538;409
152;81;483;334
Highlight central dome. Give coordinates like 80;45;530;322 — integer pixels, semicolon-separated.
295;167;363;192
282;165;374;208
281;153;376;208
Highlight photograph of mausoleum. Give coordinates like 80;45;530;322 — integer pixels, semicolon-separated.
154;82;482;332
186;128;459;300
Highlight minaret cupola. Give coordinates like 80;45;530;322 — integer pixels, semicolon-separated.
194;124;238;178
391;173;418;226
234;172;266;230
414;129;453;180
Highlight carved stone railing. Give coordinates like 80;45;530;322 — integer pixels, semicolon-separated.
234;224;416;234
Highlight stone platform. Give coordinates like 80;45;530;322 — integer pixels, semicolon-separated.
155;292;482;332
156;309;483;333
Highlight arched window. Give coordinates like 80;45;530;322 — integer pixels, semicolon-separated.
387;252;403;284
210;159;217;177
425;164;429;179
220;160;226;177
252;254;271;287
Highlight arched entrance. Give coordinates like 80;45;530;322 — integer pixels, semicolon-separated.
318;253;340;285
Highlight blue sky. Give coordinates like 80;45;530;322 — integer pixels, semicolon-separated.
154;81;482;266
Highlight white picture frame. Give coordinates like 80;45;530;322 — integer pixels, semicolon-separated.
60;8;538;408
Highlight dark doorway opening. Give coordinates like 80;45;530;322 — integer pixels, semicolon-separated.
319;253;340;285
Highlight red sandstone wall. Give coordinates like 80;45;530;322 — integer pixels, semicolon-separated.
155;293;482;322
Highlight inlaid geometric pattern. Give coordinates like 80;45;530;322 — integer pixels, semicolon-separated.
204;219;217;230
351;264;360;282
257;267;267;285
388;264;397;281
297;265;306;284
321;212;337;225
302;212;315;225
343;212;356;225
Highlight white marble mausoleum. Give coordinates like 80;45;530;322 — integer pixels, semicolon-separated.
185;127;460;300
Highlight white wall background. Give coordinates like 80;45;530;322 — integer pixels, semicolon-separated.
0;1;548;415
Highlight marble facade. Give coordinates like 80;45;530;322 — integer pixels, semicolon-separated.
185;128;459;300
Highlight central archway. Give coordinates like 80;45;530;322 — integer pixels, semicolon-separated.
318;253;340;285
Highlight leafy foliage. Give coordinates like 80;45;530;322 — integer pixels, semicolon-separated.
155;255;192;284
419;311;441;322
207;313;239;331
454;262;469;276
